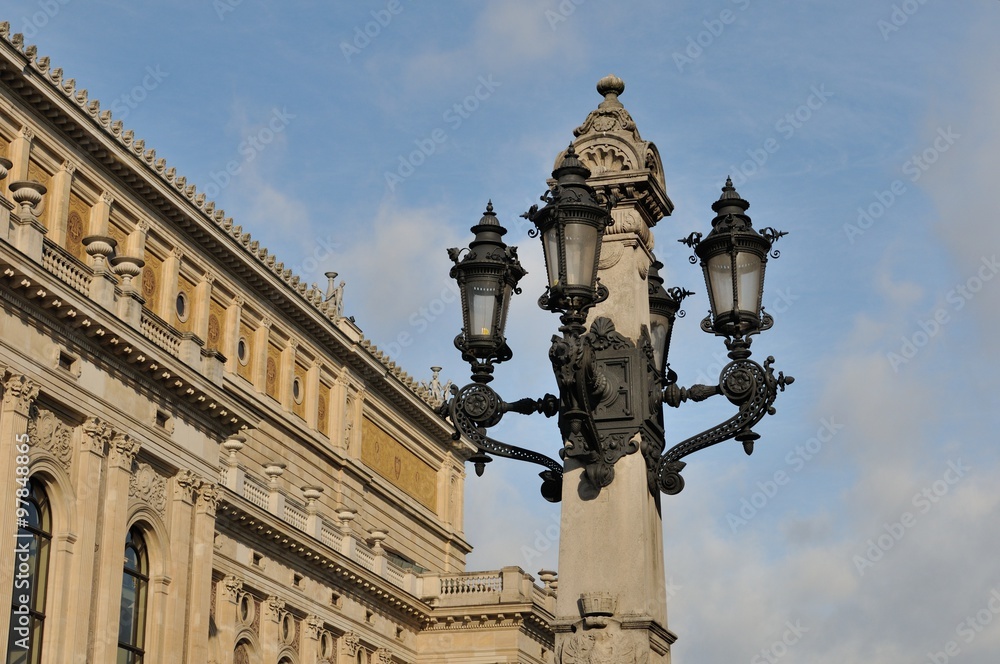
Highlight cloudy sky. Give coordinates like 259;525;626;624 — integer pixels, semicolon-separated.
9;0;1000;661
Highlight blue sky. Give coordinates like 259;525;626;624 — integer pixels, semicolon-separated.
9;1;1000;661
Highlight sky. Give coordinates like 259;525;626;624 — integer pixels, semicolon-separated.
7;0;1000;661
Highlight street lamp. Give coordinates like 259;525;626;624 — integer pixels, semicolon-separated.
441;153;793;499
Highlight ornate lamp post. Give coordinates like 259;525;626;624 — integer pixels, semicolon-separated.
443;169;792;498
439;76;795;663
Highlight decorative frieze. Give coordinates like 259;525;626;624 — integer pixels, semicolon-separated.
25;407;73;468
129;462;166;514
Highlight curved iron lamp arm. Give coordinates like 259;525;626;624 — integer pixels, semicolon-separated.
654;354;794;495
440;383;564;502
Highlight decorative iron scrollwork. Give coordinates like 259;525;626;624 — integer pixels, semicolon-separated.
652;343;794;495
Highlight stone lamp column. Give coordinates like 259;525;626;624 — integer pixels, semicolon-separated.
553;76;678;663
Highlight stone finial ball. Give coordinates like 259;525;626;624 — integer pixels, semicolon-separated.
596;74;625;98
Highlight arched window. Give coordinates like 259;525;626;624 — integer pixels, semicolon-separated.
233;641;251;664
6;480;51;664
117;528;148;664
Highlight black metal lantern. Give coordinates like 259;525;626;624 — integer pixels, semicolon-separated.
523;144;612;329
647;259;692;381
448;201;526;383
684;178;785;339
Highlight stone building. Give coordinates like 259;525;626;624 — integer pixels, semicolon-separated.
0;24;556;664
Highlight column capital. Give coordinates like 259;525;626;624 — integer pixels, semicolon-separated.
80;416;112;455
173;469;201;503
263;595;285;622
19;125;35;142
2;373;38;416
341;631;360;656
196;482;221;516
221;574;244;602
109;432;139;469
304;615;322;640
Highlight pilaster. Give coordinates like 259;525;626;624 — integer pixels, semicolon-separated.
0;371;39;658
165;470;198;664
305;360;321;429
186;482;219;663
158;247;182;323
46;160;75;246
91;432;140;664
223;295;243;374
260;596;285;662
7;126;33;190
192;272;213;343
214;575;244;664
65;416;111;663
330;371;349;450
279;339;297;411
252;317;272;393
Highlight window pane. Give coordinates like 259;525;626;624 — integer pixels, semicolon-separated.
7;482;50;664
118;529;147;661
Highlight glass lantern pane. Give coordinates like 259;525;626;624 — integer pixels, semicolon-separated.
564;223;598;289
706;253;735;316
736;252;763;314
499;283;513;335
542;227;561;288
650;322;668;373
466;281;497;337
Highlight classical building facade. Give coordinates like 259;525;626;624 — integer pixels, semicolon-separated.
0;24;556;664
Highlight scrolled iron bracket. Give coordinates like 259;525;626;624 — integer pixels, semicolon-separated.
439;383;564;501
652;353;794;495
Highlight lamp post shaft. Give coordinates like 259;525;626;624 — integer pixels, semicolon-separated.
551;75;677;662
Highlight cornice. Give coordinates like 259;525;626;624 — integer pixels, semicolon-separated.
216;492;432;625
0;240;253;435
0;24;463;450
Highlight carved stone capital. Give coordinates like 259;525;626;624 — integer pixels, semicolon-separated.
109;433;139;469
232;294;245;307
202;271;216;284
19;125;34;142
61;159;77;175
263;596;285;622
222;574;244;602
136;219;149;233
373;648;393;664
170;247;184;260
197;482;221;516
260;316;273;330
341;632;360;656
2;374;39;416
80;417;111;455
101;191;114;206
305;615;322;640
173;469;201;503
